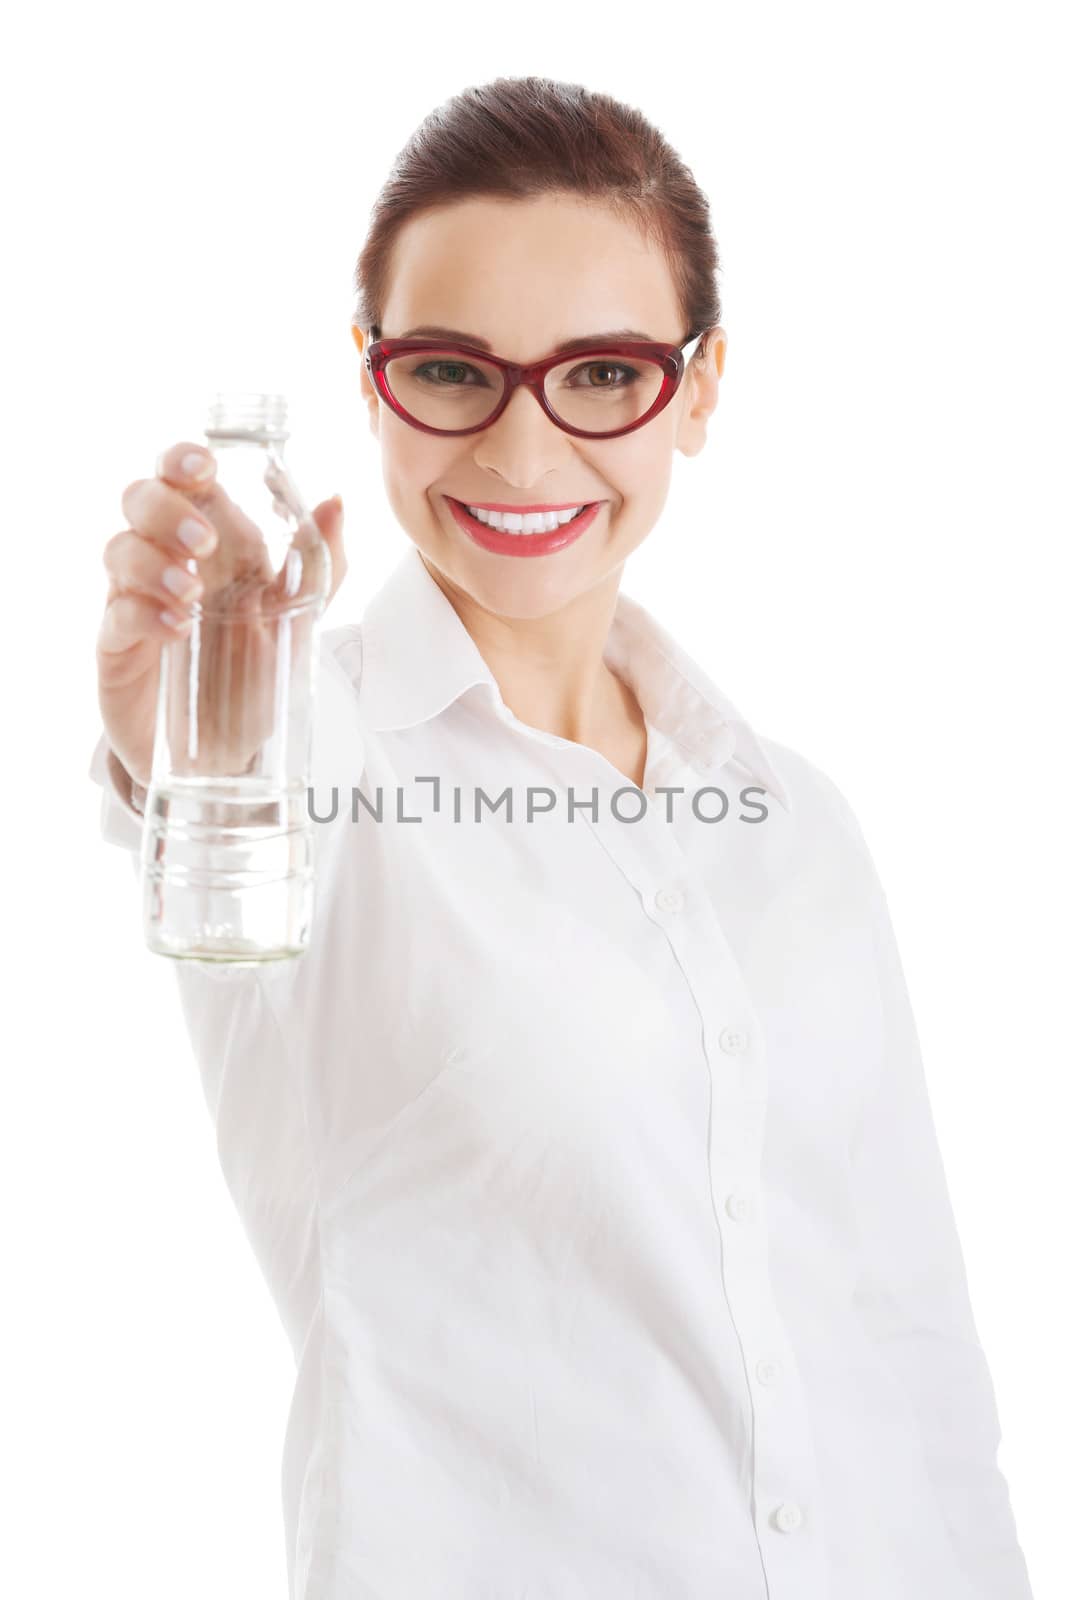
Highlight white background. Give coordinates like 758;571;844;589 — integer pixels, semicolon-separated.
3;2;1063;1595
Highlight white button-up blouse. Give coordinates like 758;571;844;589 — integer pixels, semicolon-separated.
88;542;1034;1600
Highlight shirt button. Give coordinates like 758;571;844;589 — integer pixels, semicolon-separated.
772;1502;804;1534
654;887;685;913
718;1025;749;1055
755;1359;781;1386
725;1192;752;1222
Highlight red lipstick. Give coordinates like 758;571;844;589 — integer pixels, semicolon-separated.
445;496;602;558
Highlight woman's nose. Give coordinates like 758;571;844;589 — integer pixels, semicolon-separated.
471;382;572;486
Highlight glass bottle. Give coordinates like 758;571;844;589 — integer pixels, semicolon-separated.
141;392;331;964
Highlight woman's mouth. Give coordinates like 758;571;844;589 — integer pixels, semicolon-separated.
445;496;602;556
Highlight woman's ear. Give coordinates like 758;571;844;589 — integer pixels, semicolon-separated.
351;324;381;439
675;327;727;459
696;326;727;375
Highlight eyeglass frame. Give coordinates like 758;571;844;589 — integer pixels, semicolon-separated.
356;325;711;441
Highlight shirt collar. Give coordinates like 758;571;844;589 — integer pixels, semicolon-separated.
356;543;791;812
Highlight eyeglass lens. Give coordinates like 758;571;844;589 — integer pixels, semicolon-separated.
382;349;667;433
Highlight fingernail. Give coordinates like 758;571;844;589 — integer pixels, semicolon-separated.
162;564;200;599
161;609;194;632
178;516;216;554
181;450;214;480
331;494;344;513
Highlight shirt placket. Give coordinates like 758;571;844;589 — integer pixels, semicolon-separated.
540;739;832;1600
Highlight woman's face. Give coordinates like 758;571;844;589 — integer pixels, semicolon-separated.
355;192;725;621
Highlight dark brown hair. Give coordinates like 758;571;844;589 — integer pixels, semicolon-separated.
352;75;721;352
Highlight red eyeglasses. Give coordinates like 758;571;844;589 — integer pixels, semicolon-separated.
358;327;710;440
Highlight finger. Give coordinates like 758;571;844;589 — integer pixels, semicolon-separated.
103;528;204;614
97;590;192;658
146;441;275;585
120;477;219;561
155;441;218;489
311;497;347;602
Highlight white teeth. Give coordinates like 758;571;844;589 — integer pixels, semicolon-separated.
463;503;587;534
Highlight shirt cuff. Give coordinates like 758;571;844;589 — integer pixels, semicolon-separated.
87;731;146;854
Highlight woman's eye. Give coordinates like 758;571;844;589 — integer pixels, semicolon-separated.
569;361;636;387
414;361;483;386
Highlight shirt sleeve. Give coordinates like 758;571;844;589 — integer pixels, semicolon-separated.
85;726;322;1357
170;959;323;1364
843;806;1034;1598
85;627;367;1363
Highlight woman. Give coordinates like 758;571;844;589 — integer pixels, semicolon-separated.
90;76;1033;1600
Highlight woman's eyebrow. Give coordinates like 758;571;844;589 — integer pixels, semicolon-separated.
397;324;657;354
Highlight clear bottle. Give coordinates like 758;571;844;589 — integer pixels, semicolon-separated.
141;392;331;965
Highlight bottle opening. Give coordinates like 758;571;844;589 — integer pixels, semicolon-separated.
205;392;289;441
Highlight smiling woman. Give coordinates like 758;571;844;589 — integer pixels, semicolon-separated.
346;77;728;673
89;72;1035;1600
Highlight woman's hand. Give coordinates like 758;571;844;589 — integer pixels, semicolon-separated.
96;441;347;789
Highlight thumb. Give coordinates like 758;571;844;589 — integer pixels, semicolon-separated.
311;494;347;602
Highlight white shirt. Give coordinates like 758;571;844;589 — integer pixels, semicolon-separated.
89;542;1033;1600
